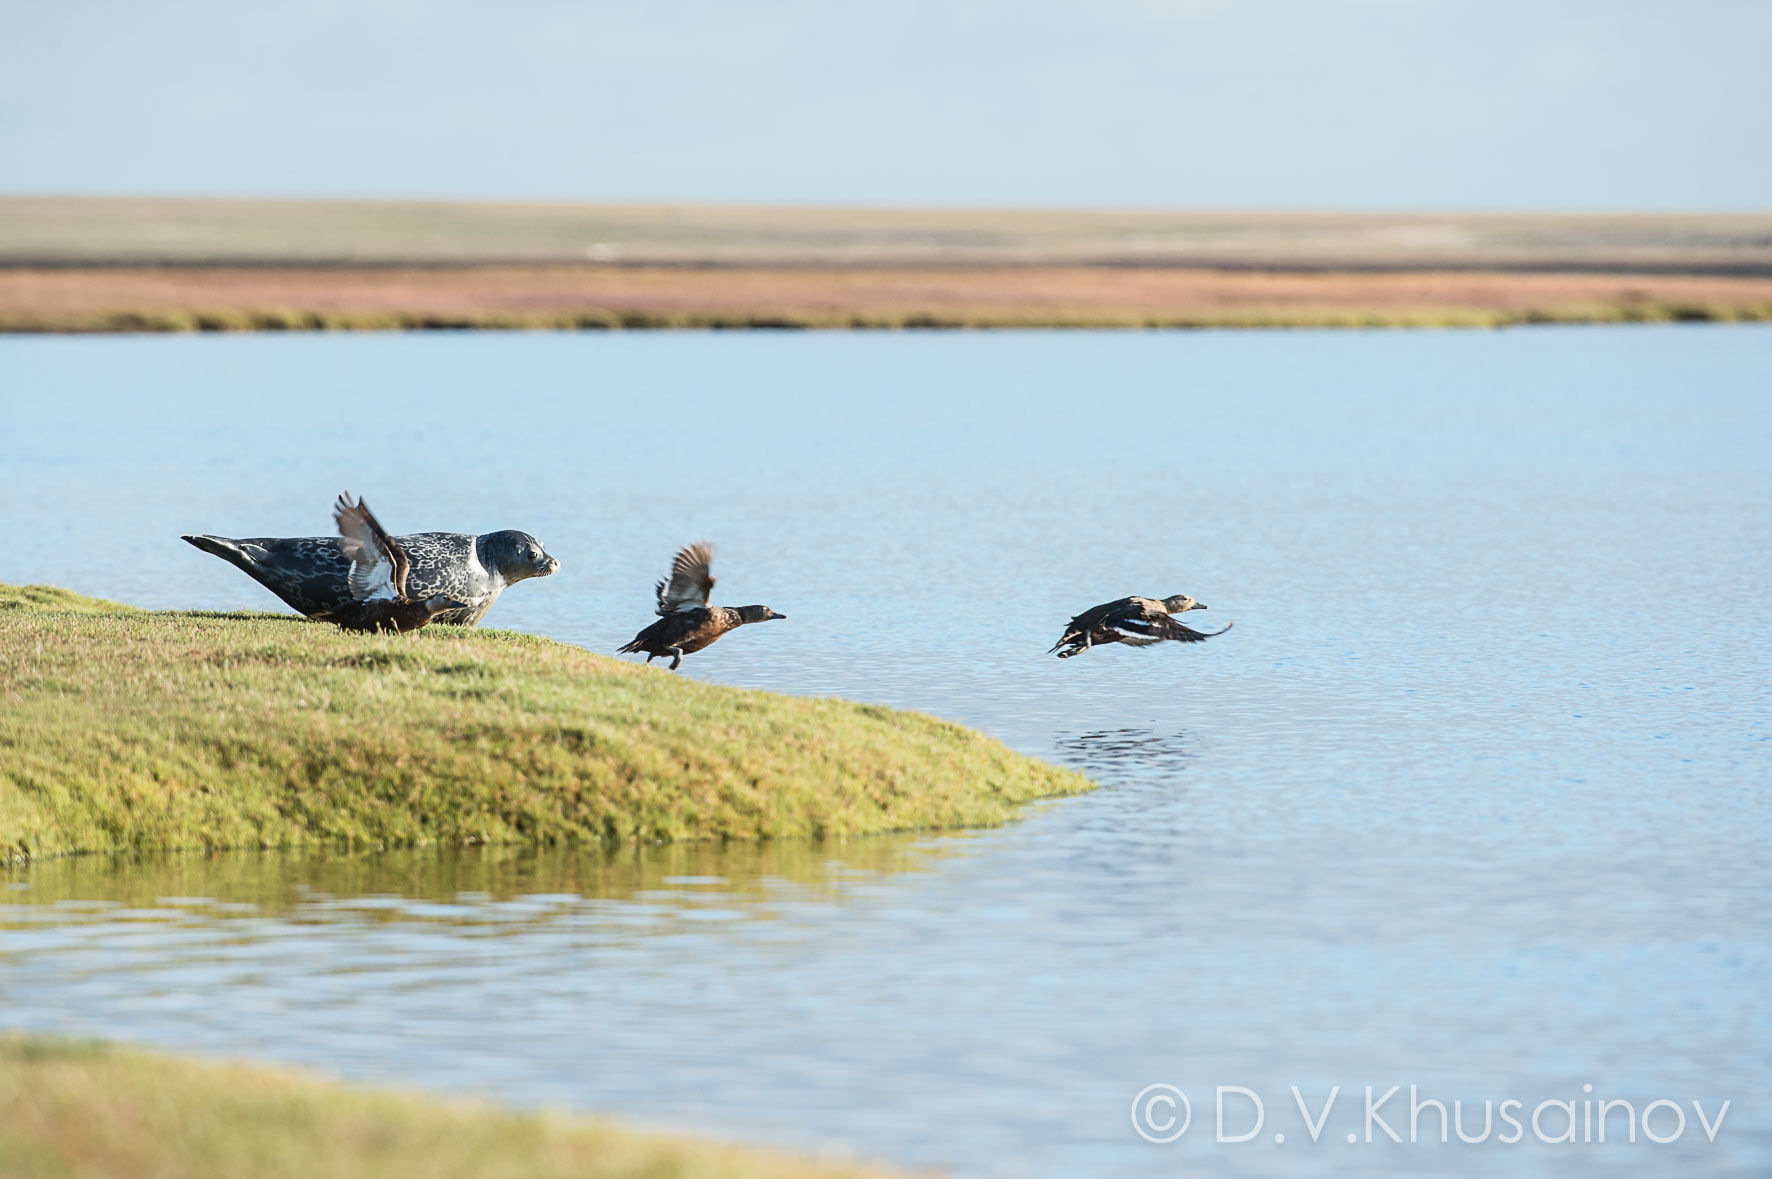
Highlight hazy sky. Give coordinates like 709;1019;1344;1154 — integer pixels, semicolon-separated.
3;0;1767;209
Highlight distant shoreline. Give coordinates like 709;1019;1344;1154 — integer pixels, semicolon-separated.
6;197;1769;332
4;263;1769;333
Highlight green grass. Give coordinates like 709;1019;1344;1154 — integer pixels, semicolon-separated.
0;583;140;613
0;585;1090;860
0;1037;905;1179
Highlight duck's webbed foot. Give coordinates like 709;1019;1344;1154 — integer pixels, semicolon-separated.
667;647;684;671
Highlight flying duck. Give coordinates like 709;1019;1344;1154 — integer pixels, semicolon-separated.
327;493;473;633
1049;594;1230;658
617;542;785;670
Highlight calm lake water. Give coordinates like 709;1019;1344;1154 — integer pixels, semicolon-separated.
1;328;1769;1177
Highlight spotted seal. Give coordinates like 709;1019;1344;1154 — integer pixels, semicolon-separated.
182;511;559;626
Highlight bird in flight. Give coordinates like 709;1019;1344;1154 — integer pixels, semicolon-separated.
1049;594;1230;659
618;542;786;670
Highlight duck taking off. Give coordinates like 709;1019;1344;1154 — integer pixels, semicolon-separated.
328;493;473;633
1049;594;1230;659
617;543;785;670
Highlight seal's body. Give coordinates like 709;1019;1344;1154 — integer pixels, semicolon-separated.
183;527;558;626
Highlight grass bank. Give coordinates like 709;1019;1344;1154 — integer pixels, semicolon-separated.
0;1038;903;1179
0;586;1089;860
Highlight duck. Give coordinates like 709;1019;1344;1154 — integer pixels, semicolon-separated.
327;493;474;633
618;543;785;670
1049;594;1230;658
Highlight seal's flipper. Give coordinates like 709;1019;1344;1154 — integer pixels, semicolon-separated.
181;533;344;617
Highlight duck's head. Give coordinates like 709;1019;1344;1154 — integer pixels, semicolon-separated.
1162;594;1205;613
736;605;786;624
483;531;561;584
423;594;476;618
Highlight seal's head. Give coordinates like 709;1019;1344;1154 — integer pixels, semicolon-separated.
481;530;561;585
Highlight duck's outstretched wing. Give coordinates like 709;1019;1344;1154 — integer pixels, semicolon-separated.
1142;612;1232;643
654;542;715;615
333;493;409;602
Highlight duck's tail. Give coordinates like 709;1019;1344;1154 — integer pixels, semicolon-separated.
1048;629;1082;656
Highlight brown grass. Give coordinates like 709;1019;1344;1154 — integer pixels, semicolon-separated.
3;264;1771;332
7;197;1770;331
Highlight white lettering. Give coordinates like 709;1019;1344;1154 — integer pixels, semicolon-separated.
1216;1087;1264;1143
1291;1086;1340;1143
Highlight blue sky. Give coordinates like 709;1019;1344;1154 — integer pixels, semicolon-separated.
2;0;1767;209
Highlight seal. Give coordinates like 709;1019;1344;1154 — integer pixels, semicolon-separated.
182;511;559;626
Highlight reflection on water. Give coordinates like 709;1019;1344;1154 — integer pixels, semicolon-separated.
1055;729;1192;779
2;839;946;917
2;328;1770;1177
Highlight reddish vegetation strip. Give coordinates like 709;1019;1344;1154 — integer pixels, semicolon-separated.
3;265;1771;329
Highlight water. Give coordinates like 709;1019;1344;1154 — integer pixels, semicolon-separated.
1;327;1769;1176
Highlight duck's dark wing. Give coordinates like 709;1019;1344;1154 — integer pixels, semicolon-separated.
1073;596;1139;631
333;493;408;602
1114;607;1231;643
1049;596;1135;650
619;610;706;654
654;542;715;615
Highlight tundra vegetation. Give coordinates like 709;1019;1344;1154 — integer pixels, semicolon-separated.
2;197;1769;332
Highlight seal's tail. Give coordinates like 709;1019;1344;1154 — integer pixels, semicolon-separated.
181;534;256;575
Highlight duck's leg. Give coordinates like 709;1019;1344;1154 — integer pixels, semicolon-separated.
667;647;684;671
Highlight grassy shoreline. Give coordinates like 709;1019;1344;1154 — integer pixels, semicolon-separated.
9;198;1771;331
4;263;1771;334
0;586;1089;861
0;1038;904;1179
6;299;1770;333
